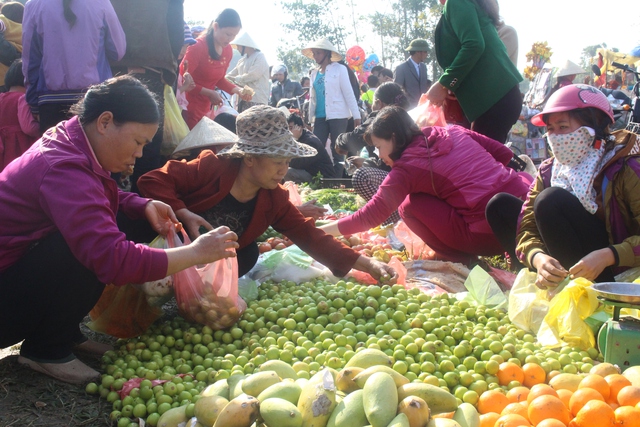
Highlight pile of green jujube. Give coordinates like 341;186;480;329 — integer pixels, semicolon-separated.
87;279;602;426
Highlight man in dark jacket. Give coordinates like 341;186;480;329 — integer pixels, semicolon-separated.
285;113;336;182
394;38;432;108
269;64;304;107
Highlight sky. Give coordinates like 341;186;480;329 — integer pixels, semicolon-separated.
184;0;640;73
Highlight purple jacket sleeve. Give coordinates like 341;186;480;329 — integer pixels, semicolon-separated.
40;162;168;286
102;0;126;61
338;167;412;235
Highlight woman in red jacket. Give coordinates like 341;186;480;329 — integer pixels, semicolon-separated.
181;9;251;129
138;105;395;280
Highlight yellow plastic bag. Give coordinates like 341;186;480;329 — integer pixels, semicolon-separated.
508;268;550;334
537;277;599;350
161;84;190;156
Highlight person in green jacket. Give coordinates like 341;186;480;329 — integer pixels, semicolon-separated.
426;0;522;143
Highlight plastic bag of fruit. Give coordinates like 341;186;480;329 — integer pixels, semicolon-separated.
132;234;174;307
88;283;164;338
171;228;246;330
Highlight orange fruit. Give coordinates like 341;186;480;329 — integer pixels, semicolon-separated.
579;374;611;401
609;402;619;410
523;363;546;388
479;412;501;427
528;395;571;426
494;413;530;427
537;420;567;427
618;385;640;407
507;386;531;404
498;362;525;386
571;399;616;427
556;389;573;409
569;387;605;416
478;389;510;415
614;405;640;426
604;374;632;404
501;402;529;419
527;383;559;405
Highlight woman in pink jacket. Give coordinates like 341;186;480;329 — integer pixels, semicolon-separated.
320;106;532;264
0;76;238;384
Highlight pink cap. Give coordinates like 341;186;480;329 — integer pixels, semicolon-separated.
531;84;614;127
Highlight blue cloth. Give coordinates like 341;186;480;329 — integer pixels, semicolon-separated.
314;71;326;119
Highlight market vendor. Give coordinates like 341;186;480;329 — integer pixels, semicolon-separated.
0;75;239;385
138;105;396;280
319;106;533;265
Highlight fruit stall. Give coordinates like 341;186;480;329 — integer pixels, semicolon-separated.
79;186;640;427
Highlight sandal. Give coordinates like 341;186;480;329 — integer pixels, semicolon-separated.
18;355;99;385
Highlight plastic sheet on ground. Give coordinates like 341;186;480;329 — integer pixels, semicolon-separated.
244;245;335;284
403;260;470;295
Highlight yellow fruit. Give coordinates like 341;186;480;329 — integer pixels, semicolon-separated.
549;373;583;392
353;365;410;389
623;366;640;387
387;413;411;427
397;383;459;415
202;379;230;400
327;389;368;427
335;368;363;393
193;395;228;427
242;371;281;397
397;396;431;427
297;369;337;427
260;360;299;380
425;418;463;427
452;402;480;427
157;405;188;427
227;374;247;400
213;394;260;427
590;363;621;378
344;348;393;369
259;397;303;427
257;380;302;406
363;372;398;427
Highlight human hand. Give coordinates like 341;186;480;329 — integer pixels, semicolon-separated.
354;118;361;127
354;255;398;284
202;88;223;106
233;86;253;102
297;199;327;219
426;82;448;106
289;124;303;140
569;247;615;281
348;156;365;169
175;208;213;238
145;200;179;236
190;226;239;264
180;72;196;93
532;253;569;289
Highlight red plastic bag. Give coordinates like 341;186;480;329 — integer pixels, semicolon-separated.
393;221;435;260
283;181;303;205
171;228;245;330
408;99;447;128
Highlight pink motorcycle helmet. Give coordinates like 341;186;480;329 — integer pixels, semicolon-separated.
531;84;614;127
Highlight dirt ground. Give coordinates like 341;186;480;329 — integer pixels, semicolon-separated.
0;320;116;427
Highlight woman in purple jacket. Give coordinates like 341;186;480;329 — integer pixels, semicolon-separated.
0;76;238;384
320;106;532;264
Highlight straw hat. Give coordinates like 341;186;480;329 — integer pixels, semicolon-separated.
171;116;238;158
556;60;586;77
218;105;317;158
301;38;343;62
232;32;260;50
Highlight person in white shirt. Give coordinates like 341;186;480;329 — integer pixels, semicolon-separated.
226;31;270;112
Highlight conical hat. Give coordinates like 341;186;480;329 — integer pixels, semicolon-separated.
301;38;343;62
556;60;586;77
171;116;239;158
232;32;260;51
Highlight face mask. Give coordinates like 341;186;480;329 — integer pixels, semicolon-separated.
547;126;596;166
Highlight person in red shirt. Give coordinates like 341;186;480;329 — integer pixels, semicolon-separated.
181;9;252;129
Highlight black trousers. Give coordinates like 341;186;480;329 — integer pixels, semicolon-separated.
485;187;615;281
39;102;77;135
0;232;104;360
471;84;522;144
313;117;349;177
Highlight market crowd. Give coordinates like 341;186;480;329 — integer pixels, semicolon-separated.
0;0;639;386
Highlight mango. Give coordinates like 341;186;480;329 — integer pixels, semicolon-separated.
397;396;431;427
327;389;368;427
548;373;582;392
452;403;479;427
242;371;281;397
335;367;363;393
362;372;397;427
387;413;411;427
353;365;410;389
257;380;302;406
298;369;337;427
213;394;260;427
260;397;303;427
345;349;393;369
193;394;228;427
426;419;462;427
157;405;188;427
202;380;230;400
623;365;640;387
227;374;247;400
260;360;298;380
397;383;458;414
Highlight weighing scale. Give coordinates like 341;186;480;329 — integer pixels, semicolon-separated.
594;282;640;368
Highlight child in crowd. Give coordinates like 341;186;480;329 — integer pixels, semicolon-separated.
0;59;39;172
486;85;640;287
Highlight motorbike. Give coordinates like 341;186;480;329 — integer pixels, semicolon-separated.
592;64;637;131
610;61;640;133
